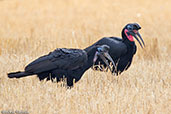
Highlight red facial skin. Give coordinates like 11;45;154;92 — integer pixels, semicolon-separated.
124;29;137;42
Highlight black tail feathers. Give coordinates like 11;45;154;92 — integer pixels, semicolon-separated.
8;71;54;82
8;71;33;78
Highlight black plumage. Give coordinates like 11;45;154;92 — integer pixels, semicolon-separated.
8;45;114;87
85;23;145;75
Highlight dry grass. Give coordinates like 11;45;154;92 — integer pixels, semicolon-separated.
0;0;171;114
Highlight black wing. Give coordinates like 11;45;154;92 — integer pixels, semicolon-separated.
85;37;127;59
25;48;87;74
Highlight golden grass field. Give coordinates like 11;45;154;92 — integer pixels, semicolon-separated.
0;0;171;113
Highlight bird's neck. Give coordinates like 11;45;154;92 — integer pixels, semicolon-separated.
73;48;96;78
125;41;137;56
121;30;135;46
121;30;137;54
84;46;97;70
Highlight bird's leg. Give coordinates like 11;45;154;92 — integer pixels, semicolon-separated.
66;76;74;88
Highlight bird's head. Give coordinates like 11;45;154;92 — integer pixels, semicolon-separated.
93;45;115;72
122;23;145;48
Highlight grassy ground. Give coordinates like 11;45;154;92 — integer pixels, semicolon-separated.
0;0;171;113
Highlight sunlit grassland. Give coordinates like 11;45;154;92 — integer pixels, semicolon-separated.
0;0;171;113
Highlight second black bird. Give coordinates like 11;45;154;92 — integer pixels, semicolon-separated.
8;45;114;87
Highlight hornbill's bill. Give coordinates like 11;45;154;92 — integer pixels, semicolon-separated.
85;23;145;75
8;45;114;87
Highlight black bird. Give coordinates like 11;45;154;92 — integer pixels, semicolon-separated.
8;45;115;87
85;23;145;75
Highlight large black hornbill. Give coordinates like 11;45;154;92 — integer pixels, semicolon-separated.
85;23;145;75
8;45;115;87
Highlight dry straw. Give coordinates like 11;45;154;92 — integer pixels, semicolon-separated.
0;0;170;114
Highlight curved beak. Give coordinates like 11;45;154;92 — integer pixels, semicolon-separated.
130;31;145;48
93;51;115;72
137;31;145;47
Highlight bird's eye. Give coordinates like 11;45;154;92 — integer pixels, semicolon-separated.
127;25;133;30
97;47;103;52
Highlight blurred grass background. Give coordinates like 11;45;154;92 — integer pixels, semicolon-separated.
0;0;170;113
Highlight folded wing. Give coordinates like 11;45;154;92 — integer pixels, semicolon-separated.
25;48;87;74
